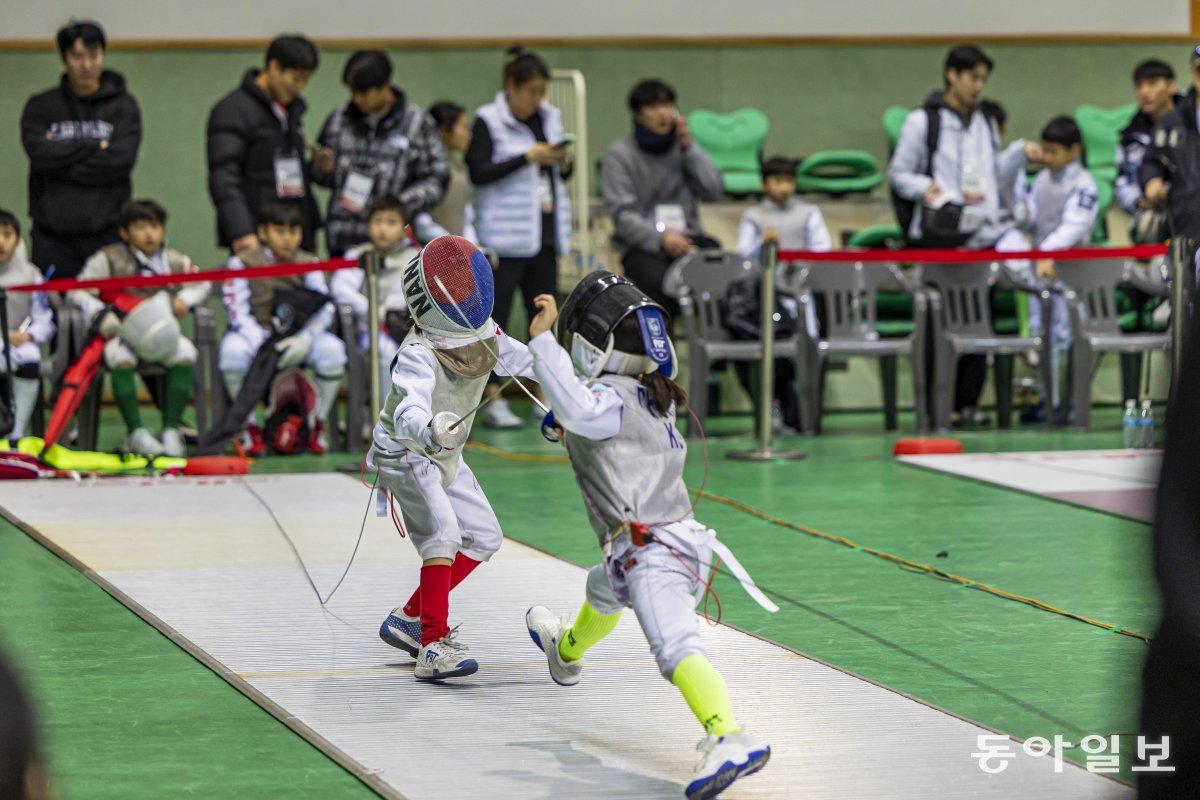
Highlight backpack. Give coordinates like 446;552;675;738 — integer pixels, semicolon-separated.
722;276;799;341
890;103;941;243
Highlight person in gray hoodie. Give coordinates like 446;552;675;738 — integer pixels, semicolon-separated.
888;45;1039;424
601;80;724;314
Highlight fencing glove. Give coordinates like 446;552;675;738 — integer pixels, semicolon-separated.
274;332;312;369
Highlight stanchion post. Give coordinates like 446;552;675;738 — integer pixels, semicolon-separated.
728;241;806;461
365;249;382;426
1170;237;1193;383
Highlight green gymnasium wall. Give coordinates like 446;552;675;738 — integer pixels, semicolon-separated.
0;41;1192;269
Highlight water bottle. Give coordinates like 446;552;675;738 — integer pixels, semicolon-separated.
1138;400;1155;449
1122;399;1139;449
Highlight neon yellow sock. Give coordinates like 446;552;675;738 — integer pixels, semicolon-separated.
672;653;740;736
557;600;621;662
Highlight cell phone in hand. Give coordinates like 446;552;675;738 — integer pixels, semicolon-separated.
552;134;576;149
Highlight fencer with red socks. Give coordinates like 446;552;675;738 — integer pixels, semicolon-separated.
371;234;536;681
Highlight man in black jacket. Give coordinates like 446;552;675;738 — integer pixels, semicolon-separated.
1116;60;1181;216
20;20;141;279
312;50;448;256
206;35;322;256
1140;47;1200;240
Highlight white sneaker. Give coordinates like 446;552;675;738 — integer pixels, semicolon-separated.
686;729;771;800
127;427;164;456
414;626;479;681
525;606;583;686
482;397;523;429
160;427;186;457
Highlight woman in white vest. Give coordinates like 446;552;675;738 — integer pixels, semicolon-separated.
466;47;572;428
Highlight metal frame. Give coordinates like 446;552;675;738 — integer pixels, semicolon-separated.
548;68;590;285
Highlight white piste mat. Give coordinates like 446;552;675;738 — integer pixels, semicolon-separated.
898;449;1160;522
0;474;1133;799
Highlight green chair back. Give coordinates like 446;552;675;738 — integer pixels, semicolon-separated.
1074;104;1137;172
688;108;770;196
883;106;912;153
795;150;883;194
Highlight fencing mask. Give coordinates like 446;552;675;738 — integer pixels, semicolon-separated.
557;270;677;380
401;235;494;340
118;292;181;363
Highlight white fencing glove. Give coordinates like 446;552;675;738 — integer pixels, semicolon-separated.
98;310;122;340
274;332;312;369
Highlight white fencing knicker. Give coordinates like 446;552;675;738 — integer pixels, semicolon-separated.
585;519;778;680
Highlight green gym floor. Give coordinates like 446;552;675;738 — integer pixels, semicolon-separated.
0;404;1155;798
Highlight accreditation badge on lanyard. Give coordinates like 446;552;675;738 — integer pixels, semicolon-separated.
538;173;554;214
654;204;687;234
274;155;306;198
339;170;375;214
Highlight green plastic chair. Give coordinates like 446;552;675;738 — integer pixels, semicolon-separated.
846;224;906;249
883;106;912;154
1089;168;1116;243
795;150;884;194
1074;104;1137;172
688;109;770;196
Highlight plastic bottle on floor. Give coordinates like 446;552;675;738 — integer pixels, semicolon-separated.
1122;399;1139;449
1138;400;1155;450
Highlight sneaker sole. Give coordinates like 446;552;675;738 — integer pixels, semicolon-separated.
526;608;580;687
378;621;420;659
686;747;771;800
414;659;479;681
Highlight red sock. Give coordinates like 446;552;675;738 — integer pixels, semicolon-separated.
402;554;483;618
419;564;452;646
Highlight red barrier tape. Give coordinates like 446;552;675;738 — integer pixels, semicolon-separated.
4;257;357;294
775;244;1167;263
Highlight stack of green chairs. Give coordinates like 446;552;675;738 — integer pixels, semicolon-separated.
687;109;770;196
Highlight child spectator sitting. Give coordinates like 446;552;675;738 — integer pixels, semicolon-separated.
0;210;54;442
330;194;419;404
734;157;830;433
736;156;832;257
219;201;346;454
1014;116;1098;422
70;199;207;456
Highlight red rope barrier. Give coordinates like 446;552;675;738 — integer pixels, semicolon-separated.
5;257;358;294
775;243;1167;263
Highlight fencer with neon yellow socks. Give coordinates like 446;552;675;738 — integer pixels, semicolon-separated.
369;234;539;681
522;272;777;798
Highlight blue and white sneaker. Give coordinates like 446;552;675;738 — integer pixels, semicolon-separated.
685;729;771;800
379;607;422;658
414;626;479;681
525;606;583;686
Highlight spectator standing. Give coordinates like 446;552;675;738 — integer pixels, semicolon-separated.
1140;47;1200;240
467;47;573;429
20;20;141;279
414;101;476;243
888;45;1038;425
1117;60;1181;217
601;79;723;315
312;51;449;256
206;35;321;256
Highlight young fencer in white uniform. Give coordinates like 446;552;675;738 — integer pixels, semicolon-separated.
372;234;536;681
522;272;775;800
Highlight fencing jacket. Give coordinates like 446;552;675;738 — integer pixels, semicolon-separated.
1018;160;1099;249
736;197;832;257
